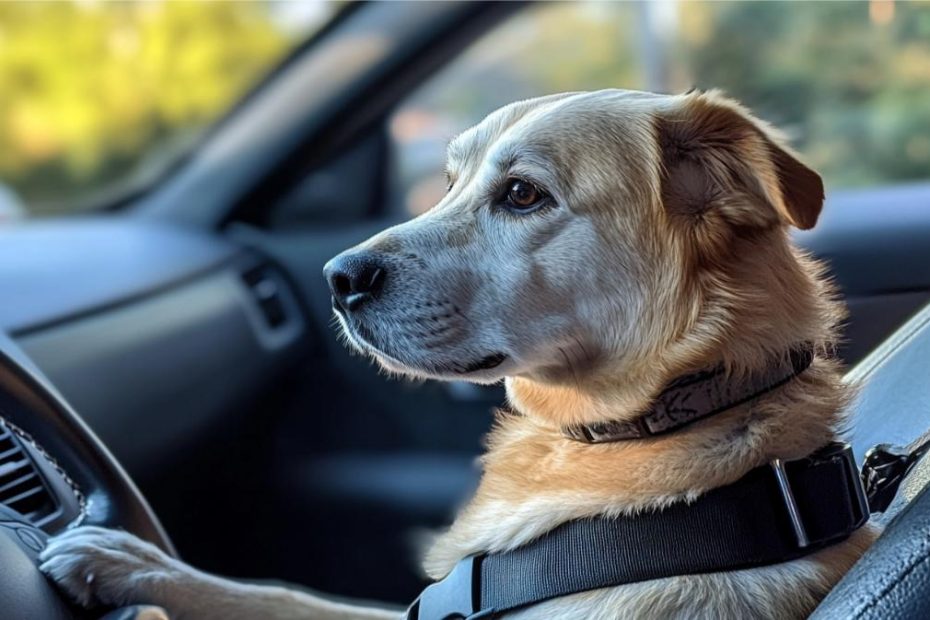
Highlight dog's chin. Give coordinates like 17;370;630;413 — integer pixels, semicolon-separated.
336;314;509;383
373;350;510;384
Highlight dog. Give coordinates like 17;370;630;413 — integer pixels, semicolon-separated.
40;89;878;619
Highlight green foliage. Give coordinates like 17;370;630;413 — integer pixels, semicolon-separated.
402;0;930;200
677;1;930;188
4;1;929;216
0;1;295;214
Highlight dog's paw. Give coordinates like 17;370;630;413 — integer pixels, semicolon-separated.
39;526;184;610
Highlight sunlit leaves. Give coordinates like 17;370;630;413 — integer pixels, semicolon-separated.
0;1;305;213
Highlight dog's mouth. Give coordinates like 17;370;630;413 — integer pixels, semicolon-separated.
332;298;507;376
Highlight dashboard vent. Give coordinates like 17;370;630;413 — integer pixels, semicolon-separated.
242;265;289;329
0;425;57;524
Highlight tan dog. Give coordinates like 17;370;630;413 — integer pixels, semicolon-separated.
41;89;877;619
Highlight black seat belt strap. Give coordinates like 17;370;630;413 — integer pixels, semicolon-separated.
407;443;868;620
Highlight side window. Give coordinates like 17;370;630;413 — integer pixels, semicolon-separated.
0;2;334;217
390;1;930;217
388;2;644;217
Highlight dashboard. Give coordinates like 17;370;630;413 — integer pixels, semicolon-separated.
0;219;306;473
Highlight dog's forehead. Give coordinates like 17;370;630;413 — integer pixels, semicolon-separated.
447;96;566;168
448;90;671;170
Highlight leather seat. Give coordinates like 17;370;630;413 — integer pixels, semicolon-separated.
812;302;930;618
845;301;930;465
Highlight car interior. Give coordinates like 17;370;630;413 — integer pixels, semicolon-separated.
2;1;930;617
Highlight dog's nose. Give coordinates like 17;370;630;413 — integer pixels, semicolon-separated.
323;252;387;312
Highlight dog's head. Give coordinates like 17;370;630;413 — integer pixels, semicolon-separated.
324;89;826;391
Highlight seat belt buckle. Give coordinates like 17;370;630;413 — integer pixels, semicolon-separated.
771;442;870;549
405;556;494;620
861;442;929;513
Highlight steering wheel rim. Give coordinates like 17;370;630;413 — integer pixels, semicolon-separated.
0;330;174;618
0;331;173;551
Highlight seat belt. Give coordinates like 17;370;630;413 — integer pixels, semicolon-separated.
862;430;930;513
407;442;869;620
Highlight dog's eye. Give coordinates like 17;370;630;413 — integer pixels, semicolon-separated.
505;179;545;211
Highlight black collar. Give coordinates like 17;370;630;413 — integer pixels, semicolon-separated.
407;442;869;620
563;346;816;443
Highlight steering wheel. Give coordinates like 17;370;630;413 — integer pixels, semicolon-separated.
0;331;174;618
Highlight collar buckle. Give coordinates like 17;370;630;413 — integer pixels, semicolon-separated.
563;416;651;443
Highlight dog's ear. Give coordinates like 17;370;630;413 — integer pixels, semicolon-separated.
656;90;823;230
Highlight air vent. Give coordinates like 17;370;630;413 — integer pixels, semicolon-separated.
242;265;289;329
0;425;57;525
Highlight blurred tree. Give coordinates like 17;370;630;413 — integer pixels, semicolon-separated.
0;1;310;215
6;1;930;215
394;0;930;218
404;2;641;130
676;1;930;188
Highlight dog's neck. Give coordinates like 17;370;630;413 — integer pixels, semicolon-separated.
505;345;816;437
424;347;849;579
506;245;839;431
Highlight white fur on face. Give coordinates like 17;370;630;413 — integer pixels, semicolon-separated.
332;90;672;385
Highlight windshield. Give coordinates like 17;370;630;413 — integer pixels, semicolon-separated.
0;0;338;219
